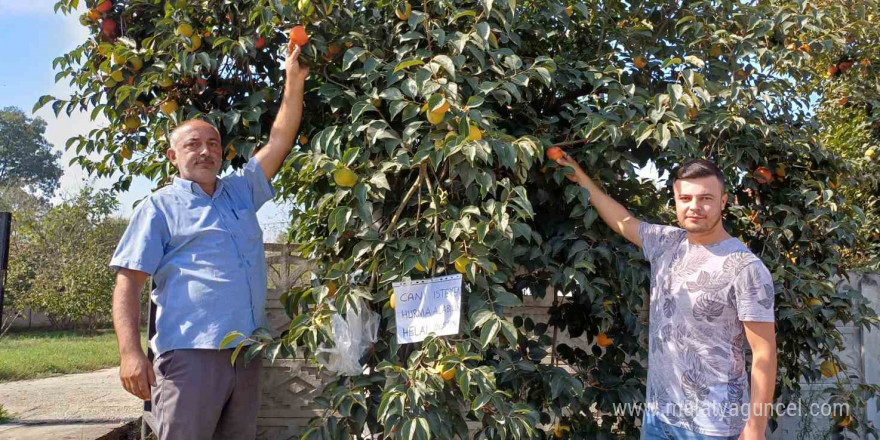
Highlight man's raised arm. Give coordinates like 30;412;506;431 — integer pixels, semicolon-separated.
554;153;643;247
254;44;310;181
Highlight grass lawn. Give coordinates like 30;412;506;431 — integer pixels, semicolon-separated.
0;328;146;382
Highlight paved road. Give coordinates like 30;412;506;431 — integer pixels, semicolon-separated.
0;367;142;439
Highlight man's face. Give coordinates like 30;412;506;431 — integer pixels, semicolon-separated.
166;121;222;185
673;176;728;234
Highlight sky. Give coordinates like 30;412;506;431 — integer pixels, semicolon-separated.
0;0;293;241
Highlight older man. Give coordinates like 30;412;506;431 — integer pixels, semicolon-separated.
109;44;308;440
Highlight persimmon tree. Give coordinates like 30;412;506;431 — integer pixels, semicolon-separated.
44;0;879;438
803;1;880;274
795;4;880;433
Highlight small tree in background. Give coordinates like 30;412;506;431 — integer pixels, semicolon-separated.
11;187;125;331
0;107;63;197
0;187;48;338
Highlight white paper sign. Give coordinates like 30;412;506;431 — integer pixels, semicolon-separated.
393;274;462;344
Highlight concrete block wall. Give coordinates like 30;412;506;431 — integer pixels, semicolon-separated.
768;274;880;440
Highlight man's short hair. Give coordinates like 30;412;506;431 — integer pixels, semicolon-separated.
168;119;221;149
673;159;725;187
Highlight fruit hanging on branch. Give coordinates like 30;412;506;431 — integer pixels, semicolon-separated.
290;25;309;48
546;146;565;160
753;166;773;184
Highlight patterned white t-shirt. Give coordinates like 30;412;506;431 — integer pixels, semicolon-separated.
639;222;775;437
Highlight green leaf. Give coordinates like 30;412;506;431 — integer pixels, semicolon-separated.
342;147;361;165
352;240;373;260
476;222;489;242
401;78;418;97
669;84;683;104
252;327;274;342
415;417;430;440
427;93;445;112
389;101;409;120
432;55;456;79
583;208;598;229
661;57;682;69
230;342;246;366
472;392;492;411
51;100;64;117
532;67;552;86
350;102;373;123
634;122;654;146
471;309;495;329
480;317;500;348
804;191;821;207
196;52;212;69
243;343;264;364
393;59;425;73
265;341;282;363
380;88;404;100
452;10;477;21
342;47;366;71
493;290;522;307
481;0;494;16
32;95;55;113
465;96;484;108
684;55;705;68
499;319;518;348
458;369;470;395
369;172;390;190
220;331;245;349
476;22;490;42
211;36;233;49
222;111;241;133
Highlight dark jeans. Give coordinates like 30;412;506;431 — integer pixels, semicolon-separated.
641;411;739;440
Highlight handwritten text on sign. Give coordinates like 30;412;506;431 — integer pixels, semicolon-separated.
393;274;462;344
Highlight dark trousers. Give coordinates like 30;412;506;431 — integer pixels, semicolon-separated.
151;348;260;440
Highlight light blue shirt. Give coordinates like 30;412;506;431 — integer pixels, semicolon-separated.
110;157;274;356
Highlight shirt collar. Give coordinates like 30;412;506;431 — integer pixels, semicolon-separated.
172;176;224;198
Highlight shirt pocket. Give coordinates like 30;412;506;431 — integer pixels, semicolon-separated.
231;207;262;243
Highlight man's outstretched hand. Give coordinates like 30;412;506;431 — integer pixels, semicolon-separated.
553;152;589;185
285;44;310;87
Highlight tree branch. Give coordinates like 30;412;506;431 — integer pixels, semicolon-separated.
422;163;439;238
384;165;425;239
543;85;595;115
551;294;559;367
423;0;432;52
550;138;592;148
